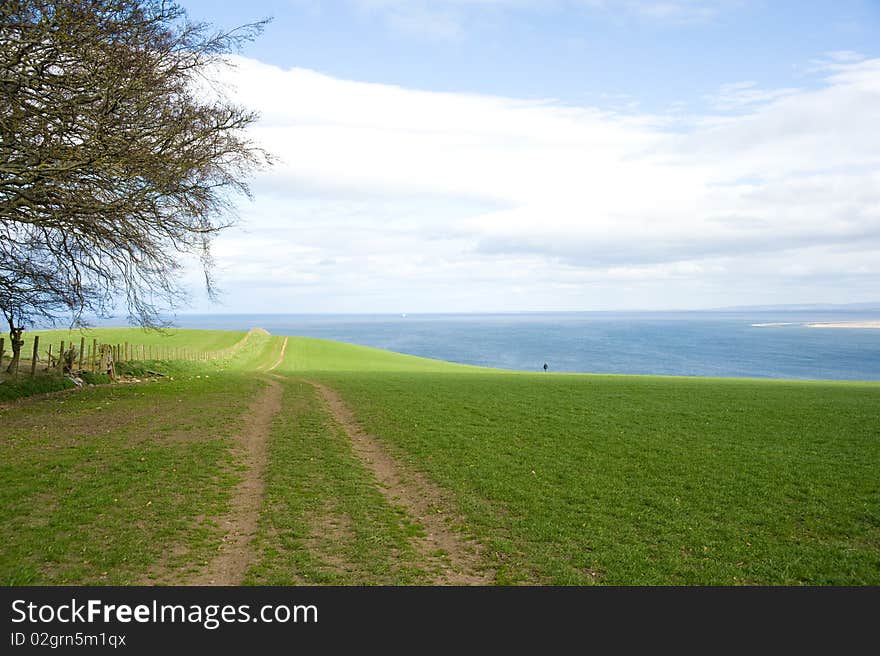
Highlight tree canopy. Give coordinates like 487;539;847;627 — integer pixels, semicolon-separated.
0;0;270;347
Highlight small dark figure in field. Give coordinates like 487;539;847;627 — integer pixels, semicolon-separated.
543;362;548;372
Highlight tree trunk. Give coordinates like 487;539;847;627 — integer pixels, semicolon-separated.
5;326;23;374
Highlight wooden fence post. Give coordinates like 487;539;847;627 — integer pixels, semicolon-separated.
59;340;65;373
47;343;52;370
30;336;39;376
78;337;85;371
0;337;5;370
92;339;97;372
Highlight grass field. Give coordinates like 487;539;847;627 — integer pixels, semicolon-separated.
2;328;878;585
279;337;880;584
281;335;483;373
0;327;275;401
244;379;430;585
0;374;256;584
23;327;249;353
307;371;880;584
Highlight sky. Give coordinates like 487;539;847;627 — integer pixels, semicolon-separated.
176;0;880;313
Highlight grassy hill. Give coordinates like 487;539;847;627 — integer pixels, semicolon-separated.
2;327;878;585
280;335;484;373
273;337;880;584
24;327;249;353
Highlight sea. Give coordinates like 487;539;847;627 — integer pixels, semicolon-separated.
150;310;880;381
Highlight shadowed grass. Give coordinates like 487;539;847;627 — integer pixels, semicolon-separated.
0;374;75;402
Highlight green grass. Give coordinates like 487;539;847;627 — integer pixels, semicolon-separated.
2;327;878;585
0;328;287;585
281;336;484;373
23;327;248;353
0;327;255;399
245;379;428;585
110;330;283;377
312;370;880;585
0;370;262;585
0;373;76;401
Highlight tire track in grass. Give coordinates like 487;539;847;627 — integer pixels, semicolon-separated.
184;375;283;585
258;336;288;372
308;380;493;585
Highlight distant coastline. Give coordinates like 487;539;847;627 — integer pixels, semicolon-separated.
805;321;880;329
751;320;880;329
63;311;880;379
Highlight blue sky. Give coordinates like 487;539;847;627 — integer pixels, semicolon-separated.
180;0;880;109
175;1;880;313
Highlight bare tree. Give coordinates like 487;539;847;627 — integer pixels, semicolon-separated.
1;0;271;369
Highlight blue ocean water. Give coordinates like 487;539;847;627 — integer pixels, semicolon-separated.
162;311;880;381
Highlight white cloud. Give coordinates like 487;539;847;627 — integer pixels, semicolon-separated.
706;81;800;112
192;54;880;312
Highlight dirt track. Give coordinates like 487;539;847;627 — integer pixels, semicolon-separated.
184;375;282;585
309;380;492;585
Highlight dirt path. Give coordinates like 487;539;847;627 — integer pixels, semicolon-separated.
184;375;283;585
256;335;287;372
309;381;493;585
266;337;288;372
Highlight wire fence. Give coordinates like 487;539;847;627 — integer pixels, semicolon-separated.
0;334;229;378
